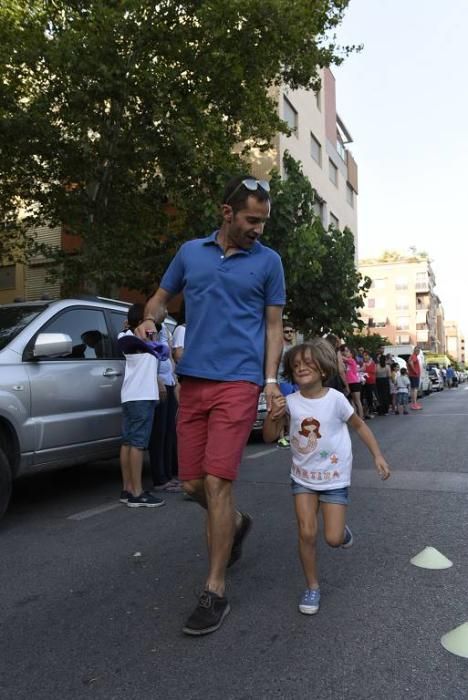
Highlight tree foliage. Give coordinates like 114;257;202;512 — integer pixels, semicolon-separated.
343;332;390;356
263;154;371;337
0;0;356;294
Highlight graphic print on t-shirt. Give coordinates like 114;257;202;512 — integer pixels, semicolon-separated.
287;389;354;490
291;417;322;455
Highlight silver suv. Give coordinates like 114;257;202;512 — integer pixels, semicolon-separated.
0;297;175;520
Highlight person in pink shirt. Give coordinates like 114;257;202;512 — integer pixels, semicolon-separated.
362;351;377;419
341;346;364;418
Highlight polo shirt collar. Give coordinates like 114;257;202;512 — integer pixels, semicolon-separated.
203;229;258;255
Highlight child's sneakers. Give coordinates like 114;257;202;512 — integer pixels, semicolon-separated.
341;524;354;548
299;588;320;615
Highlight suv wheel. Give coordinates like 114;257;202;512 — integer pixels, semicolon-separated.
0;448;12;520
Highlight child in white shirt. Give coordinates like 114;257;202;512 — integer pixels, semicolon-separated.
395;367;411;415
263;338;390;615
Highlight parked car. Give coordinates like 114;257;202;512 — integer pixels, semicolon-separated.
0;297;176;520
428;367;444;392
252;391;268;432
384;345;431;397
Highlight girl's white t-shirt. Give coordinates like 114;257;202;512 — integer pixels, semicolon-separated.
286;388;354;490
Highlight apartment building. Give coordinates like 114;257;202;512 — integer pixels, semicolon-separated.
358;254;444;351
444;320;465;364
251;68;359;241
0;225;61;305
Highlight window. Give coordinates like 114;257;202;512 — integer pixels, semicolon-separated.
397;334;410;344
416;309;427;324
396;317;410;330
346;183;354;208
109;310;128;339
416;272;428;291
371;278;386;289
395;296;409;310
0;264;16;290
315;89;321;111
337;138;346;161
329;159;338;186
417;330;428;342
42;308;113;359
329;212;339;229
283;96;298;135
313;196;324;224
310;132;321;165
395;277;408;290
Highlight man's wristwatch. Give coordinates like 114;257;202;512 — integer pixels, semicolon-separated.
264;378;278;385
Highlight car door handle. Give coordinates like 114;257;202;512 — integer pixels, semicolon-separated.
103;368;122;377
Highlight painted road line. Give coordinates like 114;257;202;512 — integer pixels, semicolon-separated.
245;448;278;460
68;503;121;521
411;413;468;417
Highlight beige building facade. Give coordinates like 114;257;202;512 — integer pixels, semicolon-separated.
0;226;61;304
358;255;444;351
444;321;465;365
251;68;359;242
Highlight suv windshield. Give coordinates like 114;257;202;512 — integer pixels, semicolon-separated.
0;304;49;351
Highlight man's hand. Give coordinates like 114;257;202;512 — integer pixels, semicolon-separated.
270;394;287;420
375;456;391;480
264;382;282;412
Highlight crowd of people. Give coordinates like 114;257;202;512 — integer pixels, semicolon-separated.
275;334;426;439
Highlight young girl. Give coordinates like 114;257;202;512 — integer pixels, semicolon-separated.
263;339;390;615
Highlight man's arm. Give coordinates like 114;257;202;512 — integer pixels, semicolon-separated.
264;305;284;410
135;288;174;339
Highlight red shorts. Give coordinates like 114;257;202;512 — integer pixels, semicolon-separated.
177;378;261;482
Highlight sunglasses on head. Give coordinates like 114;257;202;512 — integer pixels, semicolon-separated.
225;178;270;204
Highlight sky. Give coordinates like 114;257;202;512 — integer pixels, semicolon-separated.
334;0;468;334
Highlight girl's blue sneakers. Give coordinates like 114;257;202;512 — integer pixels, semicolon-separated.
299;588;320;615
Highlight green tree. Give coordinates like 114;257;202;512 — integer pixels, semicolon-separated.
263;154;371;337
344;332;390;356
0;0;357;294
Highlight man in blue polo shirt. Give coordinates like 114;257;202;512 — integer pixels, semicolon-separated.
140;175;285;635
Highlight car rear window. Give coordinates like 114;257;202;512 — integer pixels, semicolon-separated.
0;304;49;351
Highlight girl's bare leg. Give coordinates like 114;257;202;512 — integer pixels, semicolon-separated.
294;493;320;588
321;502;347;547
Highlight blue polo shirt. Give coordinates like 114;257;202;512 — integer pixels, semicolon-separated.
160;230;286;386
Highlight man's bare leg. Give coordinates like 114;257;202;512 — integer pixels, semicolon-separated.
204;475;235;595
183;478;242;563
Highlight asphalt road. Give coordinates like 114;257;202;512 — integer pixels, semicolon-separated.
1;386;468;699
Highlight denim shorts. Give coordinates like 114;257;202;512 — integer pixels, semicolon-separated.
397;392;409;406
409;376;420;389
291;480;349;505
122;400;157;449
